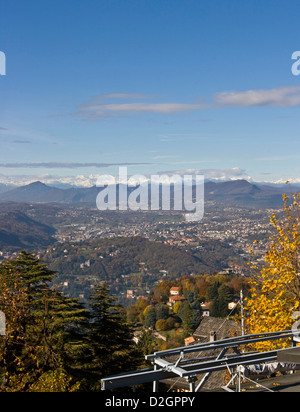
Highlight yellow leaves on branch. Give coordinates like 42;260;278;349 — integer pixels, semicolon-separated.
246;192;300;351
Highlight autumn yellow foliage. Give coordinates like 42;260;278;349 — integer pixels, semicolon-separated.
246;192;300;351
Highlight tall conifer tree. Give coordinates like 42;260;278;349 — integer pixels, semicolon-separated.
83;282;142;391
0;251;88;391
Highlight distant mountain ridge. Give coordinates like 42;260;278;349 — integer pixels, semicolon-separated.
204;179;286;208
0;210;56;250
0;179;291;208
0;183;15;193
0;181;100;204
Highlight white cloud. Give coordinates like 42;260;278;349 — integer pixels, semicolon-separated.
151;155;178;160
0;167;248;188
2;170;300;188
156;167;249;182
214;86;300;107
74;92;207;119
0;162;150;169
0;174;99;188
77;102;203;119
74;86;300;120
264;178;300;185
95;93;152;100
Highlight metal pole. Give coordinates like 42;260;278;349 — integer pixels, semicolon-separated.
188;376;197;392
237;290;245;391
153;365;158;392
236;366;242;393
240;290;245;337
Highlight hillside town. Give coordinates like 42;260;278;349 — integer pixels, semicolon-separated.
51;206;274;265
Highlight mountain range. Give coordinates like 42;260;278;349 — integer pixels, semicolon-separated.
0;179;292;209
204;180;287;208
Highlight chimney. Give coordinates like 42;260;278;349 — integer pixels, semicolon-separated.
210;331;217;342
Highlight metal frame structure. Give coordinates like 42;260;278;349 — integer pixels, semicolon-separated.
101;329;300;392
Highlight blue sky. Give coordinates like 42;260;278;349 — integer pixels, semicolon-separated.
1;0;300;186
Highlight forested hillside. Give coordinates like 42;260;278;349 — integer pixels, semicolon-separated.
0;211;56;250
42;236;246;302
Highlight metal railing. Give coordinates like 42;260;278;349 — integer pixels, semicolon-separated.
102;329;300;392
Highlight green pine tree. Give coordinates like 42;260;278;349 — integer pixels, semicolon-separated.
0;251;88;392
179;301;193;335
210;284;233;318
206;281;220;301
218;284;233;318
144;306;157;329
82;282;143;391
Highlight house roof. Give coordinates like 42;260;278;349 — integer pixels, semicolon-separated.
184;336;196;345
201;302;211;310
169;295;186;303
193;317;240;341
163;317;241;391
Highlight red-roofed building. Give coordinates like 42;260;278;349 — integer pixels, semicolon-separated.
168;295;186;307
184;336;196;346
170;287;180;296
